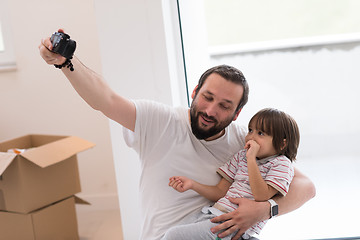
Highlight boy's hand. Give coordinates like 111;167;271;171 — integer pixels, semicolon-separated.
244;140;260;160
168;176;193;192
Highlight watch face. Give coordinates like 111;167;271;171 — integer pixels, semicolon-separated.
272;205;279;216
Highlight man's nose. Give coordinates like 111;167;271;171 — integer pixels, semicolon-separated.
205;102;217;117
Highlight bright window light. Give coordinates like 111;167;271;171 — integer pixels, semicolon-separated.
0;23;5;52
0;4;16;71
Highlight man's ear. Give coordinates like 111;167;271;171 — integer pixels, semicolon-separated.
191;85;199;99
232;108;242;121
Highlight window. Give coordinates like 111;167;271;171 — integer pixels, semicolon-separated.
180;0;360;99
0;0;16;71
0;24;4;52
205;0;360;46
178;1;360;239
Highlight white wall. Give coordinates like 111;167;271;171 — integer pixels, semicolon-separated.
1;1;186;239
0;0;119;212
93;0;187;239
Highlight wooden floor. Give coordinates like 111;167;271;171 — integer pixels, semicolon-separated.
77;206;123;240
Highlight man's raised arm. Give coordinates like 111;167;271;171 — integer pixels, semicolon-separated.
38;29;136;131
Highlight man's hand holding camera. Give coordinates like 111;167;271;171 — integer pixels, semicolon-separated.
39;29;76;71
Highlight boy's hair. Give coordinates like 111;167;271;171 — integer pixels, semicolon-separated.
195;65;249;112
249;108;300;161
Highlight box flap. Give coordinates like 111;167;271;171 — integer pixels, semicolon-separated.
74;195;91;205
0;152;16;176
20;136;95;168
0;135;32;152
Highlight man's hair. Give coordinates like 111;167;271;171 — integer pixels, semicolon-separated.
249;108;300;161
195;65;249;112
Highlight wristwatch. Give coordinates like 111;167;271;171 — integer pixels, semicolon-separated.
267;199;278;218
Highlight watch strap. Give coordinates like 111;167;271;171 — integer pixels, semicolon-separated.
267;199;279;218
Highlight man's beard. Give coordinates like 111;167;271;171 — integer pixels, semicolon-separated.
190;102;234;140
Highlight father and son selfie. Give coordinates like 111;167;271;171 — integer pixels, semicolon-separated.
8;3;350;239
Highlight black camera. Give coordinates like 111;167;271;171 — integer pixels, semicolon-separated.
50;32;76;59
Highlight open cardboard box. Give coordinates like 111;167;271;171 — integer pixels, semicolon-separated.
0;134;95;213
0;195;89;240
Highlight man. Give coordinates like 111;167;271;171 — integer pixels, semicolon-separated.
39;30;315;240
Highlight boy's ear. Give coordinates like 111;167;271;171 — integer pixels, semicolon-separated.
280;139;287;150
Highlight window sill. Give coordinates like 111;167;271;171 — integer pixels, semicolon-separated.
0;63;17;72
209;32;360;56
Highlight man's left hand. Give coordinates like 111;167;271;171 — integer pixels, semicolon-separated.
210;197;269;239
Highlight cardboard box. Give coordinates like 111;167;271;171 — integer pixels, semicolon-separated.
0;134;94;213
0;196;88;240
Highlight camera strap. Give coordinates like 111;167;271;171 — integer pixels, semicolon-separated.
54;58;74;71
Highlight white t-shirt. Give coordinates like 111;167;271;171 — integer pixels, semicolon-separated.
123;100;247;240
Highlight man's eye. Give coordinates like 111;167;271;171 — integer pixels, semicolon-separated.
203;95;212;101
220;104;230;110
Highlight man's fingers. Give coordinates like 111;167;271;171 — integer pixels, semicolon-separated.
211;211;232;223
231;229;244;240
217;225;239;239
210;211;246;239
210;219;243;239
40;38;53;50
210;213;234;234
